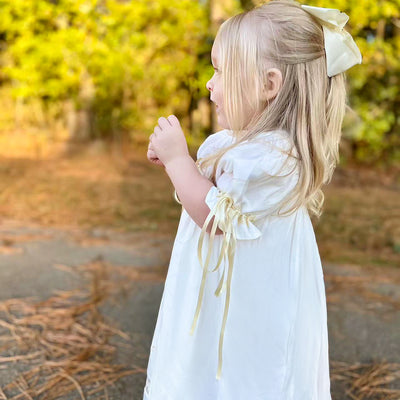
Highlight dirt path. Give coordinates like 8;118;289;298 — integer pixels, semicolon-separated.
0;219;398;399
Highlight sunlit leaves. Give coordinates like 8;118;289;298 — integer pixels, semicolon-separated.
299;0;400;163
0;0;209;136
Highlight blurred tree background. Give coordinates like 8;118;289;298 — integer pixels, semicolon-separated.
0;0;211;144
307;0;400;164
0;5;398;398
0;0;398;269
0;0;398;164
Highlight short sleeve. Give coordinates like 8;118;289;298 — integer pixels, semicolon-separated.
196;129;234;160
204;132;299;240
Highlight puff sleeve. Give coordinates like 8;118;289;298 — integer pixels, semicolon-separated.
204;133;299;237
190;132;300;380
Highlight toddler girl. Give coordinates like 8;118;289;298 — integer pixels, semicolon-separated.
145;0;361;398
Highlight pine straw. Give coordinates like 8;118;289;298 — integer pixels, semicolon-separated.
1;258;398;399
325;269;400;399
331;359;400;400
0;258;155;399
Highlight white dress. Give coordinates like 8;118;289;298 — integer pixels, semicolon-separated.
143;129;332;400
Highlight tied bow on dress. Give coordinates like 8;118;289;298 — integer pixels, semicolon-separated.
191;191;259;380
174;182;261;380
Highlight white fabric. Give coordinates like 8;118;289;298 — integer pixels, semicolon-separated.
301;4;362;77
143;129;332;400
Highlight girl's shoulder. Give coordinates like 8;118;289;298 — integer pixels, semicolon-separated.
228;129;297;159
197;128;298;162
221;129;299;180
197;129;234;159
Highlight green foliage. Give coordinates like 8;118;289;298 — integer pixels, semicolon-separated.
0;0;210;137
0;0;399;163
297;0;400;164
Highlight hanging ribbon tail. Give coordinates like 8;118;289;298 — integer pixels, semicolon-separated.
190;203;221;336
188;189;262;380
216;231;236;380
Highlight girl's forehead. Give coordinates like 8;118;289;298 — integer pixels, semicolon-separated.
211;43;220;63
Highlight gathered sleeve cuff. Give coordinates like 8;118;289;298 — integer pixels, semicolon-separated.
204;185;262;240
189;185;261;381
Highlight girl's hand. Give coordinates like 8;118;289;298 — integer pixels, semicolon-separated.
147;141;164;167
149;115;189;167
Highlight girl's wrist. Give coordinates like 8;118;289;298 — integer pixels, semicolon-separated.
164;154;193;174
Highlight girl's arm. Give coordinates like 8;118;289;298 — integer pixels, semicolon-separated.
148;115;223;235
164;155;223;235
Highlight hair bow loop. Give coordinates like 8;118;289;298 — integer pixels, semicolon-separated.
301;5;362;77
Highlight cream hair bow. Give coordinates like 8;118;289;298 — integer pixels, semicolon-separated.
301;4;362;77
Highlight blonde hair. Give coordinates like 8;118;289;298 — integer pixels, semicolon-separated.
198;0;347;219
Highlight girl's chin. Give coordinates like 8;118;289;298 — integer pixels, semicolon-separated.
217;118;229;129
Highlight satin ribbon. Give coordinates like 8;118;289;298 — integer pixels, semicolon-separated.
189;190;257;380
301;5;362;77
174;189;182;204
173;161;258;378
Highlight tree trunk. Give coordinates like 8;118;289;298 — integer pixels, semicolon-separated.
66;69;95;142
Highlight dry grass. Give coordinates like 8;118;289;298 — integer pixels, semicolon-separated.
315;183;400;269
324;266;400;398
0;258;162;399
0;145;182;235
331;360;400;400
0;259;398;398
0;141;397;267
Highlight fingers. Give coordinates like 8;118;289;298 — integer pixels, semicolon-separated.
148;114;182;167
147;148;158;160
148;148;157;157
158;116;172;129
157;115;178;131
167;114;179;126
148;157;163;166
150;115;179;145
149;128;160;146
149;133;157;144
147;149;164;166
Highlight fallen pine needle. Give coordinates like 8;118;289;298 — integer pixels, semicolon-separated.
331;359;400;400
0;258;147;399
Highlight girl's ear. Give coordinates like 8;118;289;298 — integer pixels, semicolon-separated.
262;68;283;101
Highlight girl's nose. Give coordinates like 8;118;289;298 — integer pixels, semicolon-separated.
206;79;213;92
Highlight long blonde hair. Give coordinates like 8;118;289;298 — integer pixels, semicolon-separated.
198;0;347;219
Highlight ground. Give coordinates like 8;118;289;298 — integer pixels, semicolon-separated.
0;142;398;399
